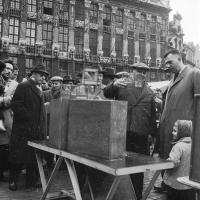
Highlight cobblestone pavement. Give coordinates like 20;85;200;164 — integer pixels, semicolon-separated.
0;168;167;200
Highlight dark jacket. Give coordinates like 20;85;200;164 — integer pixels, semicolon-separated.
104;82;157;137
9;79;45;164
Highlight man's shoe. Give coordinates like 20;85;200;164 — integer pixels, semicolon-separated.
8;181;17;191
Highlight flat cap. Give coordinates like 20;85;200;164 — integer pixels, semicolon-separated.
50;76;63;82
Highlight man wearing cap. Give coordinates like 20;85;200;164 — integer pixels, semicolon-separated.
43;76;70;102
8;65;49;190
103;66;157;200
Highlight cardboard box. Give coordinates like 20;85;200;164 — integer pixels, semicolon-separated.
48;98;70;149
67;99;127;160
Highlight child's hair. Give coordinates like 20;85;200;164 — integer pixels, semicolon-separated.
175;120;192;141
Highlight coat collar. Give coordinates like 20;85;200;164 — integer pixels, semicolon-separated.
168;66;189;91
27;79;42;97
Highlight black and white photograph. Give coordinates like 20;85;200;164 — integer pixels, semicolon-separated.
0;0;200;199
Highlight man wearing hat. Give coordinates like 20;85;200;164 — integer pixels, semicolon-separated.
43;76;70;102
99;67;116;86
8;64;49;190
103;65;157;200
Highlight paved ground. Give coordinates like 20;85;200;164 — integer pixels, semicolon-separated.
0;167;166;200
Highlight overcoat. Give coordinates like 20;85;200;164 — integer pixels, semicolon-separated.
159;66;200;159
104;82;157;137
9;79;45;164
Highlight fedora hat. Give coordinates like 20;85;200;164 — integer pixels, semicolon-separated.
0;60;6;74
130;62;150;71
63;75;76;84
31;64;49;76
99;68;116;78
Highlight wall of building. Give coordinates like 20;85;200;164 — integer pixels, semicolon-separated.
0;0;170;81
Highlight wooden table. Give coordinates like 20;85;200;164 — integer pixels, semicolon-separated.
28;140;174;200
177;176;200;200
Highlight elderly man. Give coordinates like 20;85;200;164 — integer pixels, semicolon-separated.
8;65;48;190
0;60;18;181
103;65;157;200
159;49;200;159
43;76;70;102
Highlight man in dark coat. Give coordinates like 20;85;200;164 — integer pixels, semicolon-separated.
8;65;49;190
104;67;157;200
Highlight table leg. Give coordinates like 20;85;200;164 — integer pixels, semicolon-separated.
105;177;122;200
40;156;63;200
35;149;47;192
141;170;161;200
64;158;82;200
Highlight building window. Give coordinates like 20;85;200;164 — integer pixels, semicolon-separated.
139;14;146;33
150;16;157;34
115;34;123;57
150;41;156;66
103;6;111;26
26;21;36;46
0;0;3;8
75;28;84;54
116;9;123;29
75;0;84;21
9;17;19;45
44;0;53;15
128;12;135;31
90;3;98;24
151;72;156;80
0;16;1;35
59;0;69;24
103;32;110;57
27;0;36;12
89;30;97;55
26;58;33;69
43;59;51;73
10;0;20;9
160;19;167;36
128;38;134;59
58;26;68;51
139;40;146;62
43;23;53;48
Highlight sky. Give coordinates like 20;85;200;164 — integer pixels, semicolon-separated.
169;0;200;45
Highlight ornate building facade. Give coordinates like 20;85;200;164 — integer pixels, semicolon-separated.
0;0;170;81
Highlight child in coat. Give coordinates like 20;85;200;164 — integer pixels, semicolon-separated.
163;120;196;200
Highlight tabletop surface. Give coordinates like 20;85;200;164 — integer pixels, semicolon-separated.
28;140;174;176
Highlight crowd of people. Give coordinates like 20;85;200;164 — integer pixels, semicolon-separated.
0;49;199;200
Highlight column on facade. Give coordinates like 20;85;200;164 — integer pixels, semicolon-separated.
134;11;140;63
97;3;104;57
146;13;151;66
68;0;76;55
83;0;91;59
1;0;10;51
122;9;129;61
110;6;117;58
156;16;162;68
35;0;44;57
52;0;60;57
19;0;28;53
18;0;28;81
51;0;60;75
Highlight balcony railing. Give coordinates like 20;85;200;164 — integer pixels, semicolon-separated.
26;46;35;54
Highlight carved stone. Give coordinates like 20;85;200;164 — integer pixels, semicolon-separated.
124;9;130;17
84;0;91;8
52;43;60;57
1;36;10;51
98;3;104;11
19;38;27;54
27;12;37;19
111;6;118;14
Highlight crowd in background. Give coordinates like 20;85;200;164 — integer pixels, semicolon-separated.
0;49;198;200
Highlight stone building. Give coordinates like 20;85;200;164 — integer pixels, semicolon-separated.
0;0;170;81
